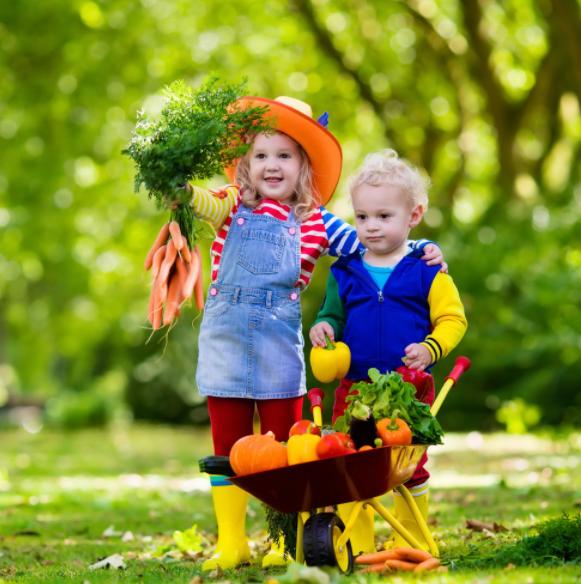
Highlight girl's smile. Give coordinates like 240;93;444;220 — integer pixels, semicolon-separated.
249;132;302;203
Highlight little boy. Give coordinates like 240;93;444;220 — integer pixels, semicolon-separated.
310;149;467;551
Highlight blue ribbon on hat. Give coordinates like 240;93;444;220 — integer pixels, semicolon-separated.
317;112;329;128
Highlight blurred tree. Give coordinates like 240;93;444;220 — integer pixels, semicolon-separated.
0;0;579;429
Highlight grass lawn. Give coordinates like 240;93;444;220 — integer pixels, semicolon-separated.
0;425;579;583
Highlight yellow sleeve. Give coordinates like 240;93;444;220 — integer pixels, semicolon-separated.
420;272;468;364
190;185;239;230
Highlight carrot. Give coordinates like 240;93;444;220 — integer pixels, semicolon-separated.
174;257;189;308
355;550;402;565
180;236;192;262
414;557;441;572
151;282;163;330
393;547;432;563
158;239;177;285
182;251;200;299
169;221;183;251
151;245;166;280
384;559;417;571
163;270;182;325
359;562;390;574
144;223;170;270
193;246;204;310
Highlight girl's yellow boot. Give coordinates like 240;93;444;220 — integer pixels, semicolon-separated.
202;479;251;571
261;536;292;567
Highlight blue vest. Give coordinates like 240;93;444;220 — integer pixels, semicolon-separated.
331;253;440;379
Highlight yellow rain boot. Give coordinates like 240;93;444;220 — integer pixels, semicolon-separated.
202;478;251;571
262;535;292;568
338;501;375;555
385;484;431;551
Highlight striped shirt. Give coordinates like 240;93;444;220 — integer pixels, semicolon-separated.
191;185;427;289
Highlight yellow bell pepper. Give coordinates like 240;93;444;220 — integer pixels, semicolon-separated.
287;433;321;465
309;335;351;383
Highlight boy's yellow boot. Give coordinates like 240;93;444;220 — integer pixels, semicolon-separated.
338;502;375;555
262;535;292;567
202;479;251;571
385;485;431;551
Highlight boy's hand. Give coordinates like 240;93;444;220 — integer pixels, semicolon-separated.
310;322;335;347
403;343;432;371
422;243;448;273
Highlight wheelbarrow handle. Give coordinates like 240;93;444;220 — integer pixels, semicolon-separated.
307;388;324;427
431;356;471;417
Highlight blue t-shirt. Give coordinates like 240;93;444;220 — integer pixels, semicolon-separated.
362;260;395;290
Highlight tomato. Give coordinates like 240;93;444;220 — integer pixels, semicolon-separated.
315;432;356;459
289;420;322;438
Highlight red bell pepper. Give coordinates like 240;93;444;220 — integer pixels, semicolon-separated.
396;366;435;403
289;420;321;438
315;432;356;459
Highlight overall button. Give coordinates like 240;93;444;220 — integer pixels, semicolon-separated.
290;292;298;301
210;288;218;296
237;217;245;225
288;227;296;235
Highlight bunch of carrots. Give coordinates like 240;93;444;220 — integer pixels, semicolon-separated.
145;220;204;329
356;547;446;574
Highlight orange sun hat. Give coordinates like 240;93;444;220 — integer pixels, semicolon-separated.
225;96;343;206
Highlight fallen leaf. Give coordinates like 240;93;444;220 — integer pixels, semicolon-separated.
88;554;126;571
102;525;121;538
121;531;134;542
466;519;507;533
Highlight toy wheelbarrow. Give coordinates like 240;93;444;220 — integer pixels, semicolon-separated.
230;356;471;573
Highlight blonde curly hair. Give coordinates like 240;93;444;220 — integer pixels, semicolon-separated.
235;132;319;222
349;149;430;209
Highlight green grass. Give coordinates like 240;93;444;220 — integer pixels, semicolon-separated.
0;425;579;583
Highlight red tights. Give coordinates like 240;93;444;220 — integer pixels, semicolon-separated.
207;396;304;456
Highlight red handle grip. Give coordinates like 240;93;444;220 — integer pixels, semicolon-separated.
307;387;324;410
445;356;471;383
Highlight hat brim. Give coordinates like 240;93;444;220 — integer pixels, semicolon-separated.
225;97;342;206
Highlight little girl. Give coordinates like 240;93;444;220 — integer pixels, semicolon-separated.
175;96;444;570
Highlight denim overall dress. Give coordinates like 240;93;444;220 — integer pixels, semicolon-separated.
196;204;306;399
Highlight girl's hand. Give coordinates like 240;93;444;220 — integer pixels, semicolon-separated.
422;243;448;273
310;322;335;347
403;343;432;371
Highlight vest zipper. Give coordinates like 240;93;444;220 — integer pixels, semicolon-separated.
377;290;384;303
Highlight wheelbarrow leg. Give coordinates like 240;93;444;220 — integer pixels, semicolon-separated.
368;497;427;552
395;485;439;557
295;512;309;564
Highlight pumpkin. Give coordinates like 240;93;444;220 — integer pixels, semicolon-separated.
229;431;288;475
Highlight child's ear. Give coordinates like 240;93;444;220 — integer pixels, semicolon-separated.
409;204;425;228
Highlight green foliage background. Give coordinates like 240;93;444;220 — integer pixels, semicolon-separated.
1;0;580;430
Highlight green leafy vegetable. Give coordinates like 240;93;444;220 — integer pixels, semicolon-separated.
263;504;297;558
334;369;444;444
123;77;271;246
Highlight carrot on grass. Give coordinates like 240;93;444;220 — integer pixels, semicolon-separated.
355;550;402;565
359;562;390;574
414;557;441;572
144;223;170;270
384;559;417;571
393;547;432;563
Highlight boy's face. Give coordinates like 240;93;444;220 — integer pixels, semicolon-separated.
248;132;302;203
351;182;424;257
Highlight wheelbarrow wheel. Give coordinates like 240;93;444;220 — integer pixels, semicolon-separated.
303;512;353;574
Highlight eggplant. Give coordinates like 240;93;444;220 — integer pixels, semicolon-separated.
349;414;378;449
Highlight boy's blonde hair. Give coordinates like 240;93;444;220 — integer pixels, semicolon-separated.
349;149;430;209
236;132;318;221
